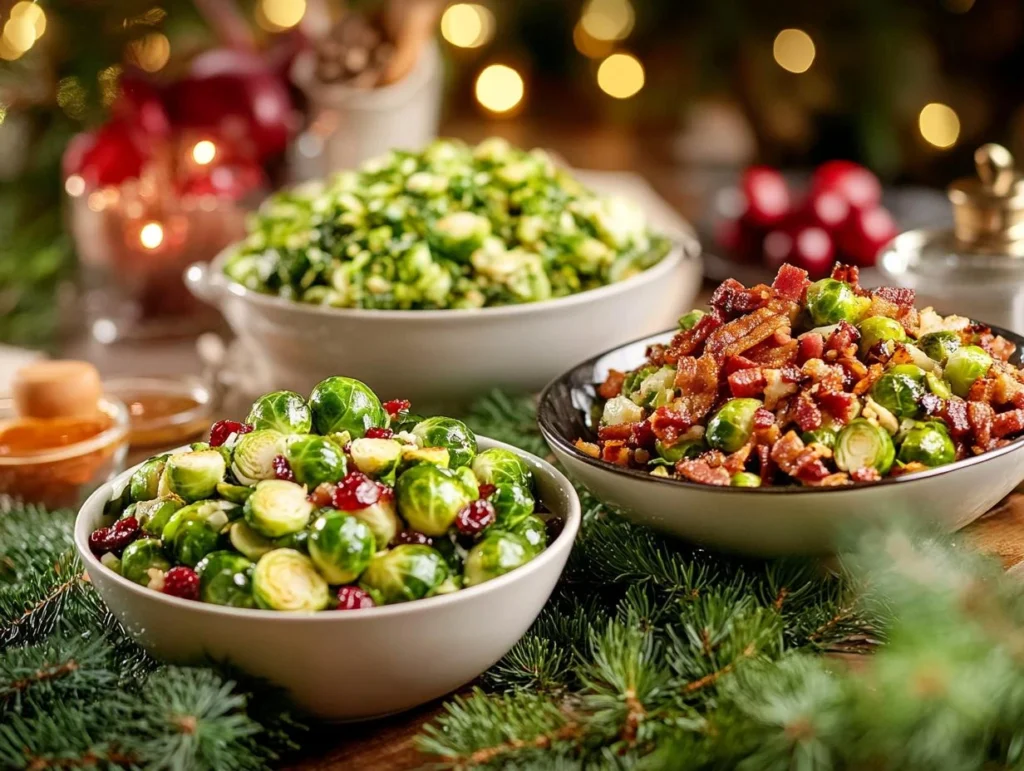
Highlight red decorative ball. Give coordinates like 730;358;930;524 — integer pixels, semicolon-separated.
455;499;497;535
836;206;898;267
65;122;149;189
811;161;882;210
115;74;172;140
209;420;252;447
802;188;850;232
764;224;834;278
162;566;200;601
739;167;791;228
180;160;267;201
336;586;375;610
332;471;381;511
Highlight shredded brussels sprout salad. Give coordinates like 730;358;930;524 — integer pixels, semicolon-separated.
223;138;672;309
582;262;1024;488
92;377;558;611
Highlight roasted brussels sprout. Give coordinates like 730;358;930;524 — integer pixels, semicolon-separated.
804;278;870;326
802;427;837;450
730;472;761;487
216;482;253;505
654;438;705;463
918;330;961;364
411;417;477;468
129;456;167;502
244;479;314;538
162;501;237;567
228;520;308;561
231;430;286;486
120;538;171;586
858;316;906;354
489;483;535;528
678;310;706;331
471;448;532;488
163;450;226;503
834;419;896;475
246;390;313;434
510;514;548;555
359;545;450;604
308;510;376;584
196;551;256;608
395;464;474;535
925;371;952;399
309;376;388;438
400;445;450;469
898;422;956;468
430;211;492;260
134;495;184;537
284;435;347;487
349;437;403;477
353;498;402;549
252;549;330;611
464;531;532;587
944;345;992;398
870;364;926;419
706;398;761;453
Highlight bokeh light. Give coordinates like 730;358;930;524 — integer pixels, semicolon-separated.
596;52;645;99
56;77;87;119
128;32;170;72
919;102;960;148
139;222;165;250
192;140;217;165
440;3;494;49
3;15;36;55
773;29;815;74
580;0;635;42
475;64;524;114
258;0;306;31
11;2;45;40
98;65;122;107
65;175;86;197
573;20;613;59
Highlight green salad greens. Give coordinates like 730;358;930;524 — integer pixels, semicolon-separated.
223;138;671;309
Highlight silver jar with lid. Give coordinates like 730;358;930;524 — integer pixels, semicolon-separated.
878;143;1024;333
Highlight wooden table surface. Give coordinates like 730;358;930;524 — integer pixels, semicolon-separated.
55;120;1024;769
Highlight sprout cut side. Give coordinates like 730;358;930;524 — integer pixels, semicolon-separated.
352;498;402;549
252;549;330;612
231;430;287;486
243;479;314;538
134;495;184;537
834;419;896;476
411;417;478;468
349;437;403;477
120;538;172;586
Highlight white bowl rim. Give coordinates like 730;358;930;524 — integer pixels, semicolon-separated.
538;324;1024;495
189;235;698;321
75;436;581;622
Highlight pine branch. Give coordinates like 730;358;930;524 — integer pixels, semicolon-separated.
0;636;115;716
463;391;551;460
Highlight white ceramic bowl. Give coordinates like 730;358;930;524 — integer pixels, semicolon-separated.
74;437;581;721
185;239;701;410
538;328;1024;557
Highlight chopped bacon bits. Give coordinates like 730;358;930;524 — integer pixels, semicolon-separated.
824;321;860;355
941;398;971;439
815;391;858;426
797;333;825;364
850;467;881;483
728;367;767;399
993;409;1024;438
753;407;776;430
676;459;731;486
771;264;811;302
710;279;772;319
770;431;831;482
793;393;823;433
968;401;995;450
830;263;861;287
873;285;915;308
601;441;631;466
598;369;626;399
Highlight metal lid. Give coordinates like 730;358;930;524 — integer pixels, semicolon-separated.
947;143;1024;256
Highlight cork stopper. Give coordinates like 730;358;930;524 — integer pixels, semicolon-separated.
947;143;1024;256
12;361;103;420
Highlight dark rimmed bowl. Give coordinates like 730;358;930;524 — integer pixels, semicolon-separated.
538;326;1024;556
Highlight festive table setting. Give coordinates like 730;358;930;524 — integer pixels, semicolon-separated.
7;1;1024;769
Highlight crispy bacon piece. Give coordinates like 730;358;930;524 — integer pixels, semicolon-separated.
873;286;915;308
724;355;758;375
991;372;1024;406
645;343;668;367
850;467;881;483
921;392;944;417
705;307;790;363
837;356;868;385
891;462;929;477
597;369;626;399
756;443;775;485
649;406;691;445
753;407;776;430
747;339;799;368
853;363;885;396
728;367;767;398
805;472;852;487
968;377;996;404
666;314;722;360
797;333;824;364
940;397;970;439
816;390;859;425
710;279;772;319
978;332;1017;362
993;409;1024;438
676;458;731;486
575;439;601;458
824;321;860;356
672;353;720;423
968;401;995;449
772;264;811;302
597;424;633;442
793;392;823;432
601;441;631;466
770;431;831;482
724;445;753;474
830;263;860;287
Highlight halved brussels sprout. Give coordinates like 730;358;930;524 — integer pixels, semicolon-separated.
411;417;477;468
918;330;961;364
229;520;309;561
869;364;926;419
471;448;532;489
309;376;388;438
196;551;256;608
509;514;547;555
490;483;535;529
464;532;532;587
284;435;347;487
129;456;167;502
359;545;450;604
120;538;171;585
243;479;314;538
401;445;450;469
164;450;226;503
925;371;952;399
162;501;238;567
134;495;184;537
246;390;313;434
231;430;287;486
349;437;403;477
678;310;706;331
801;427;837;451
858;316;906;354
353;498;402;549
706;398;761;453
654;438;705;463
944;345;992;398
216;482;253;505
805;279;870;326
898;422;955;468
252;549;330;611
730;472;762;488
100;552;121;574
395;464;474;535
308;510;376;584
834;419;896;475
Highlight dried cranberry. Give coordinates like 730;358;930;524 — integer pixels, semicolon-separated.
382;399;411;416
308;482;336;508
332;471;381;510
272;455;296;482
89;527;113;555
365;427;394;439
393;529;433;546
209;420;252;448
477;483;496;500
376;482;394;501
97;516;140;555
455;499;496;535
336;586;375;610
162;566;200;601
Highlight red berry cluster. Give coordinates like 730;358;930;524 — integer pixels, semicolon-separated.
272;455;296;482
382;399;411;416
332;471;391;511
88;516;140;555
365;427;394;439
717;161;898;278
209;420;252;448
335;586;375;610
162;566;200;601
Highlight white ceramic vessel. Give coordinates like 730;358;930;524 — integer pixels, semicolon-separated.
75;438;581;721
185;239;701;410
538;329;1024;556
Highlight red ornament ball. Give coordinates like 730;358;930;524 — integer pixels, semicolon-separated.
739;166;791;228
837;206;898;267
811;161;882;210
64;122;149;189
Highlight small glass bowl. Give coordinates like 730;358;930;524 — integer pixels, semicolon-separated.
0;396;130;509
103;377;213;450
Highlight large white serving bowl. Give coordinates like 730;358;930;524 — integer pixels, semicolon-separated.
538;329;1024;557
75;437;581;721
185;238;701;410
